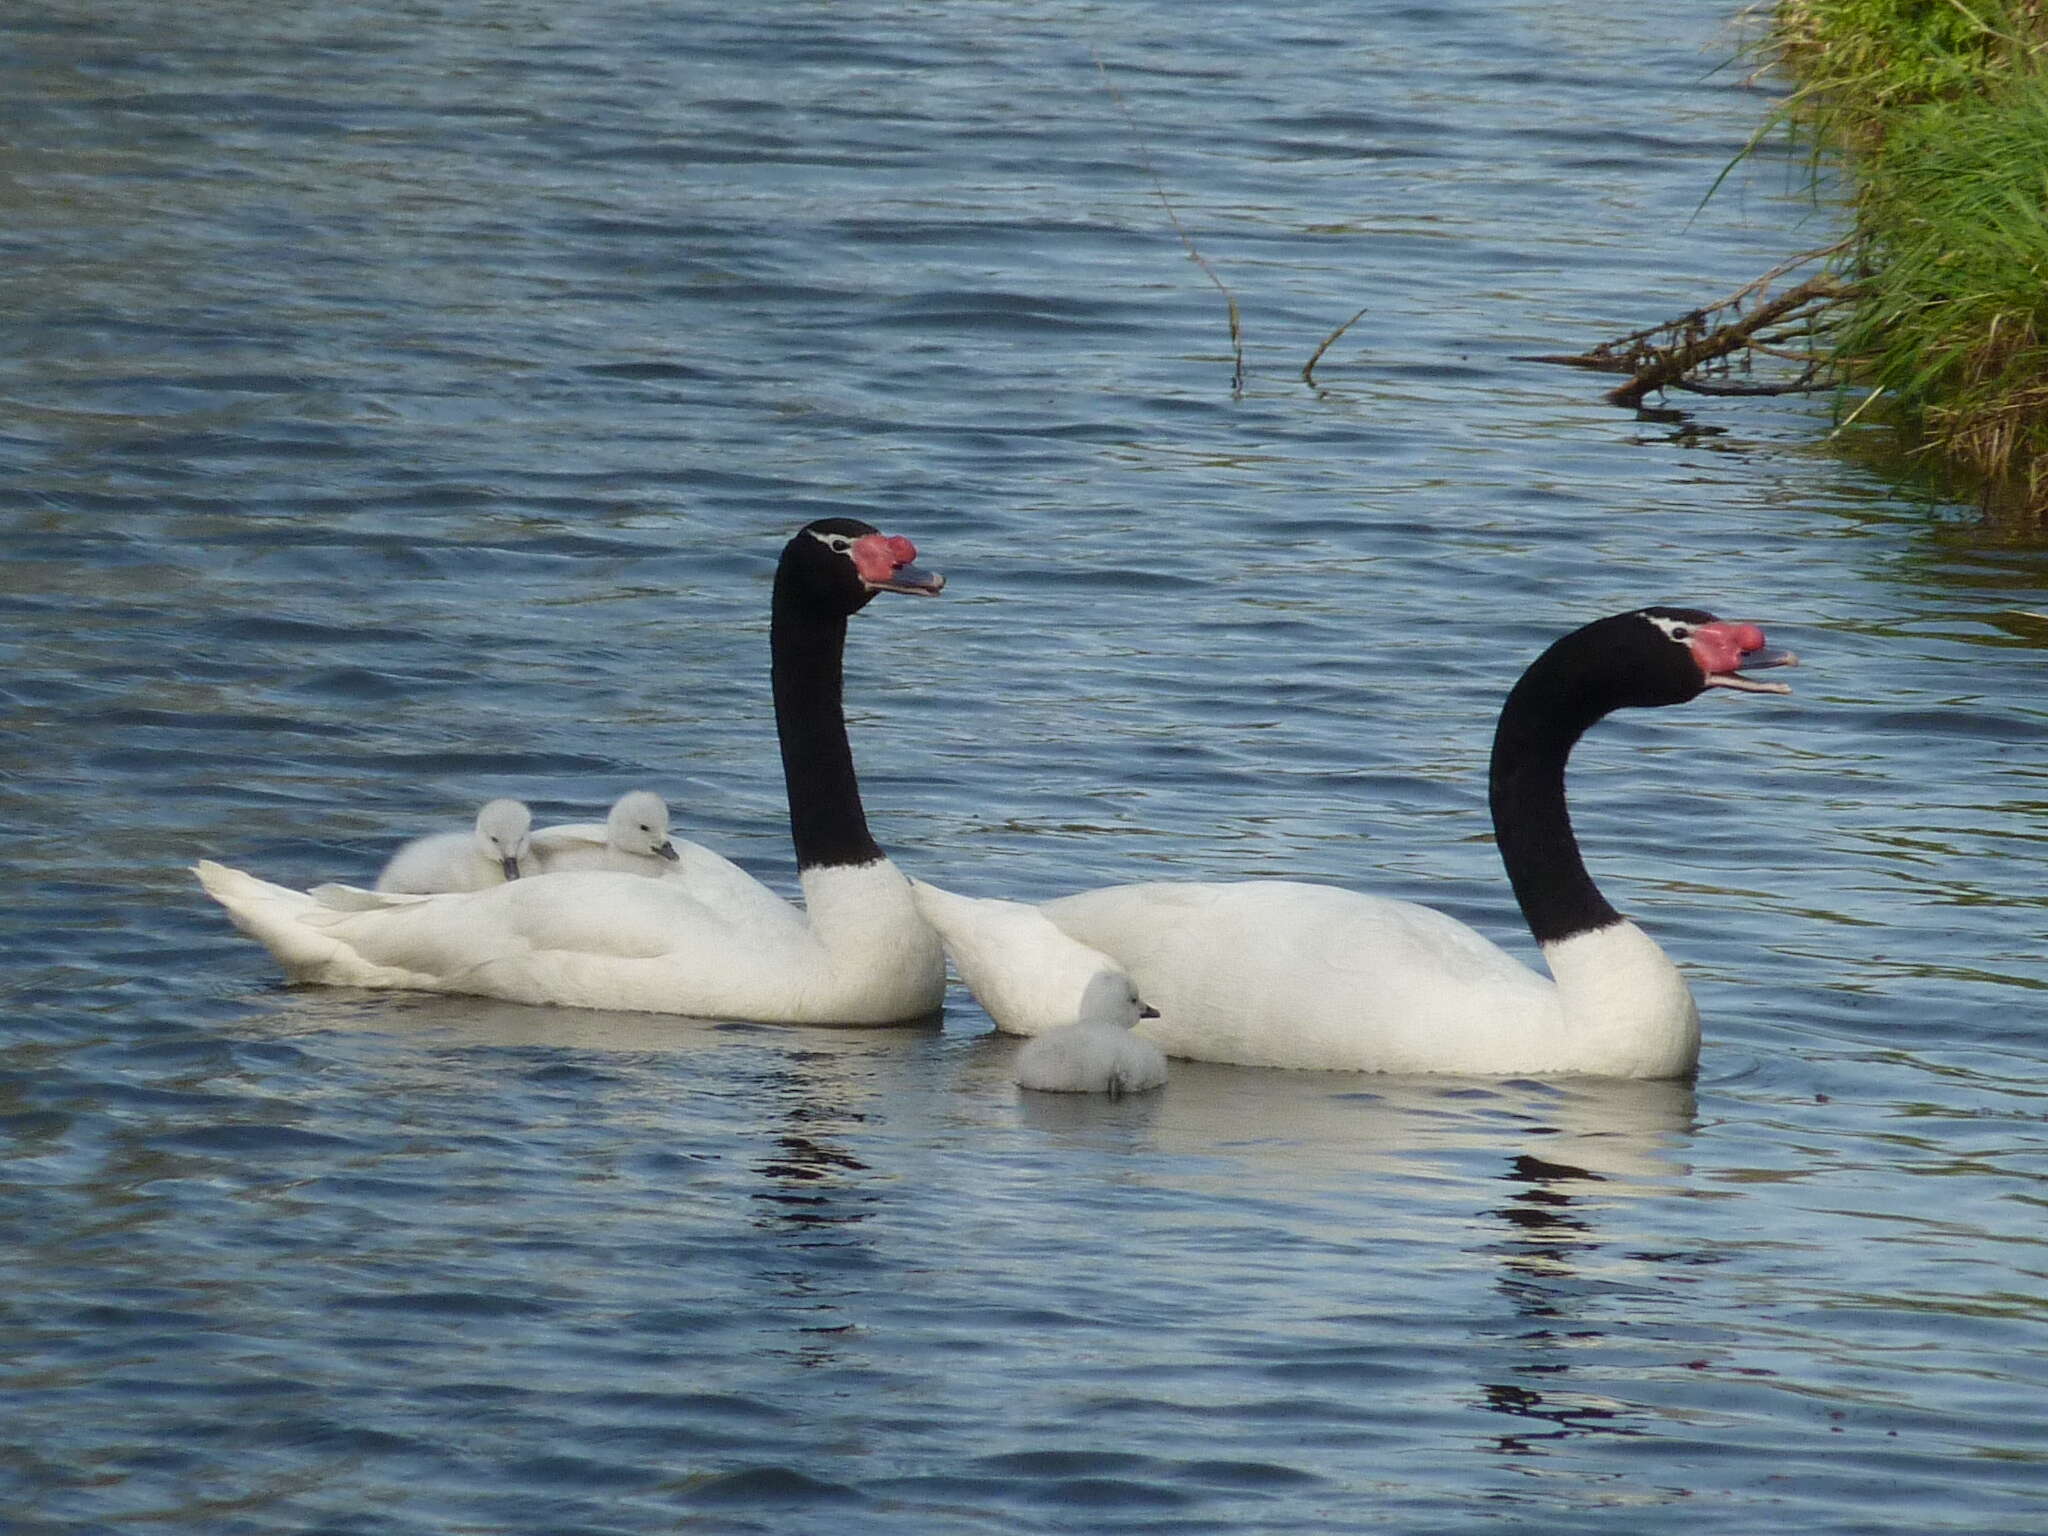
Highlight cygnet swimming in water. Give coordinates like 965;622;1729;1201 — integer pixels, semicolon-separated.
1013;969;1169;1098
529;790;680;878
375;799;533;893
908;880;1167;1096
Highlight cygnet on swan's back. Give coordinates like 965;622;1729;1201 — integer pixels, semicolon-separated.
375;799;533;893
1014;969;1168;1097
530;790;679;878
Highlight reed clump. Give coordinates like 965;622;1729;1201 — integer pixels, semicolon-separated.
1772;0;2048;506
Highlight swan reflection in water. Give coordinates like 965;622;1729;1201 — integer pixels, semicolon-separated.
240;990;1701;1411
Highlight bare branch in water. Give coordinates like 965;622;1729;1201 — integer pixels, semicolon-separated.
1093;51;1245;394
1526;241;1859;406
1302;308;1369;387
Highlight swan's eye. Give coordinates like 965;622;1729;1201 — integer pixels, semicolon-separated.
810;531;856;555
1643;612;1699;645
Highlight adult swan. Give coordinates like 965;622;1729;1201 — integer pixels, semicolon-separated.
1032;607;1794;1077
196;518;948;1024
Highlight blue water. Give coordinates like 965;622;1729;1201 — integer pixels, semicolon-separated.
4;1;2047;1531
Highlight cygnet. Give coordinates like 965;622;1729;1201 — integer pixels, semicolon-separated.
530;790;680;878
375;799;533;893
1014;968;1168;1097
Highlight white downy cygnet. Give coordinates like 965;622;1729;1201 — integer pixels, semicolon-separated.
1014;968;1168;1098
530;790;680;878
375;798;533;893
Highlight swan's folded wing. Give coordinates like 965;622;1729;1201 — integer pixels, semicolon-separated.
529;822;608;857
292;873;693;979
672;840;808;934
1040;879;1559;1071
504;874;711;958
310;882;429;912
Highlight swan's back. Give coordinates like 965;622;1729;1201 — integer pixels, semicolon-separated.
669;842;810;936
1040;880;1562;1072
526;822;624;874
528;819;809;935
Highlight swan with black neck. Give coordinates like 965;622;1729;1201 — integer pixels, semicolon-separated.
196;519;946;1024
1028;607;1794;1077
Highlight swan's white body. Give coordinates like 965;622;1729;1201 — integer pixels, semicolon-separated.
196;857;942;1024
375;799;534;893
1039;881;1696;1076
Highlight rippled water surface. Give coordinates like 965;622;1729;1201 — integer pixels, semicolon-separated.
5;1;2047;1531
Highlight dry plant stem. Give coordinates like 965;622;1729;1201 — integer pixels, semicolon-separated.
1092;52;1246;392
1527;239;1857;400
1302;307;1368;386
1603;274;1853;406
1527;270;1856;402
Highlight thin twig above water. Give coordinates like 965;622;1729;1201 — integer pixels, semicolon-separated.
1093;52;1246;394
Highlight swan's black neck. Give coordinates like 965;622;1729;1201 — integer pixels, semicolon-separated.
772;570;883;872
1487;646;1622;946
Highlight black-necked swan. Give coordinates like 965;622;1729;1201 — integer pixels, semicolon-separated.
195;518;948;1023
530;790;681;877
375;798;534;893
1033;607;1795;1078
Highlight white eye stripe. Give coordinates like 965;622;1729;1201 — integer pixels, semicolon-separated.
1642;613;1697;643
807;530;857;554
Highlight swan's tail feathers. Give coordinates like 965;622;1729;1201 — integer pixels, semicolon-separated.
194;861;350;981
906;878;975;932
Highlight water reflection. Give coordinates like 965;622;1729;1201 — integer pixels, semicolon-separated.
1477;1148;1654;1458
1010;1057;1700;1187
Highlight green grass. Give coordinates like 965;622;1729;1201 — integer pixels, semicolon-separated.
1839;79;2048;499
1777;0;2034;123
1769;0;2048;505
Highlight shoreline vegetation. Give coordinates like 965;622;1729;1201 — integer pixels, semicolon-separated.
1541;0;2048;515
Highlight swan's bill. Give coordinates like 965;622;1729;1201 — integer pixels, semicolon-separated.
1704;643;1796;694
848;532;945;595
